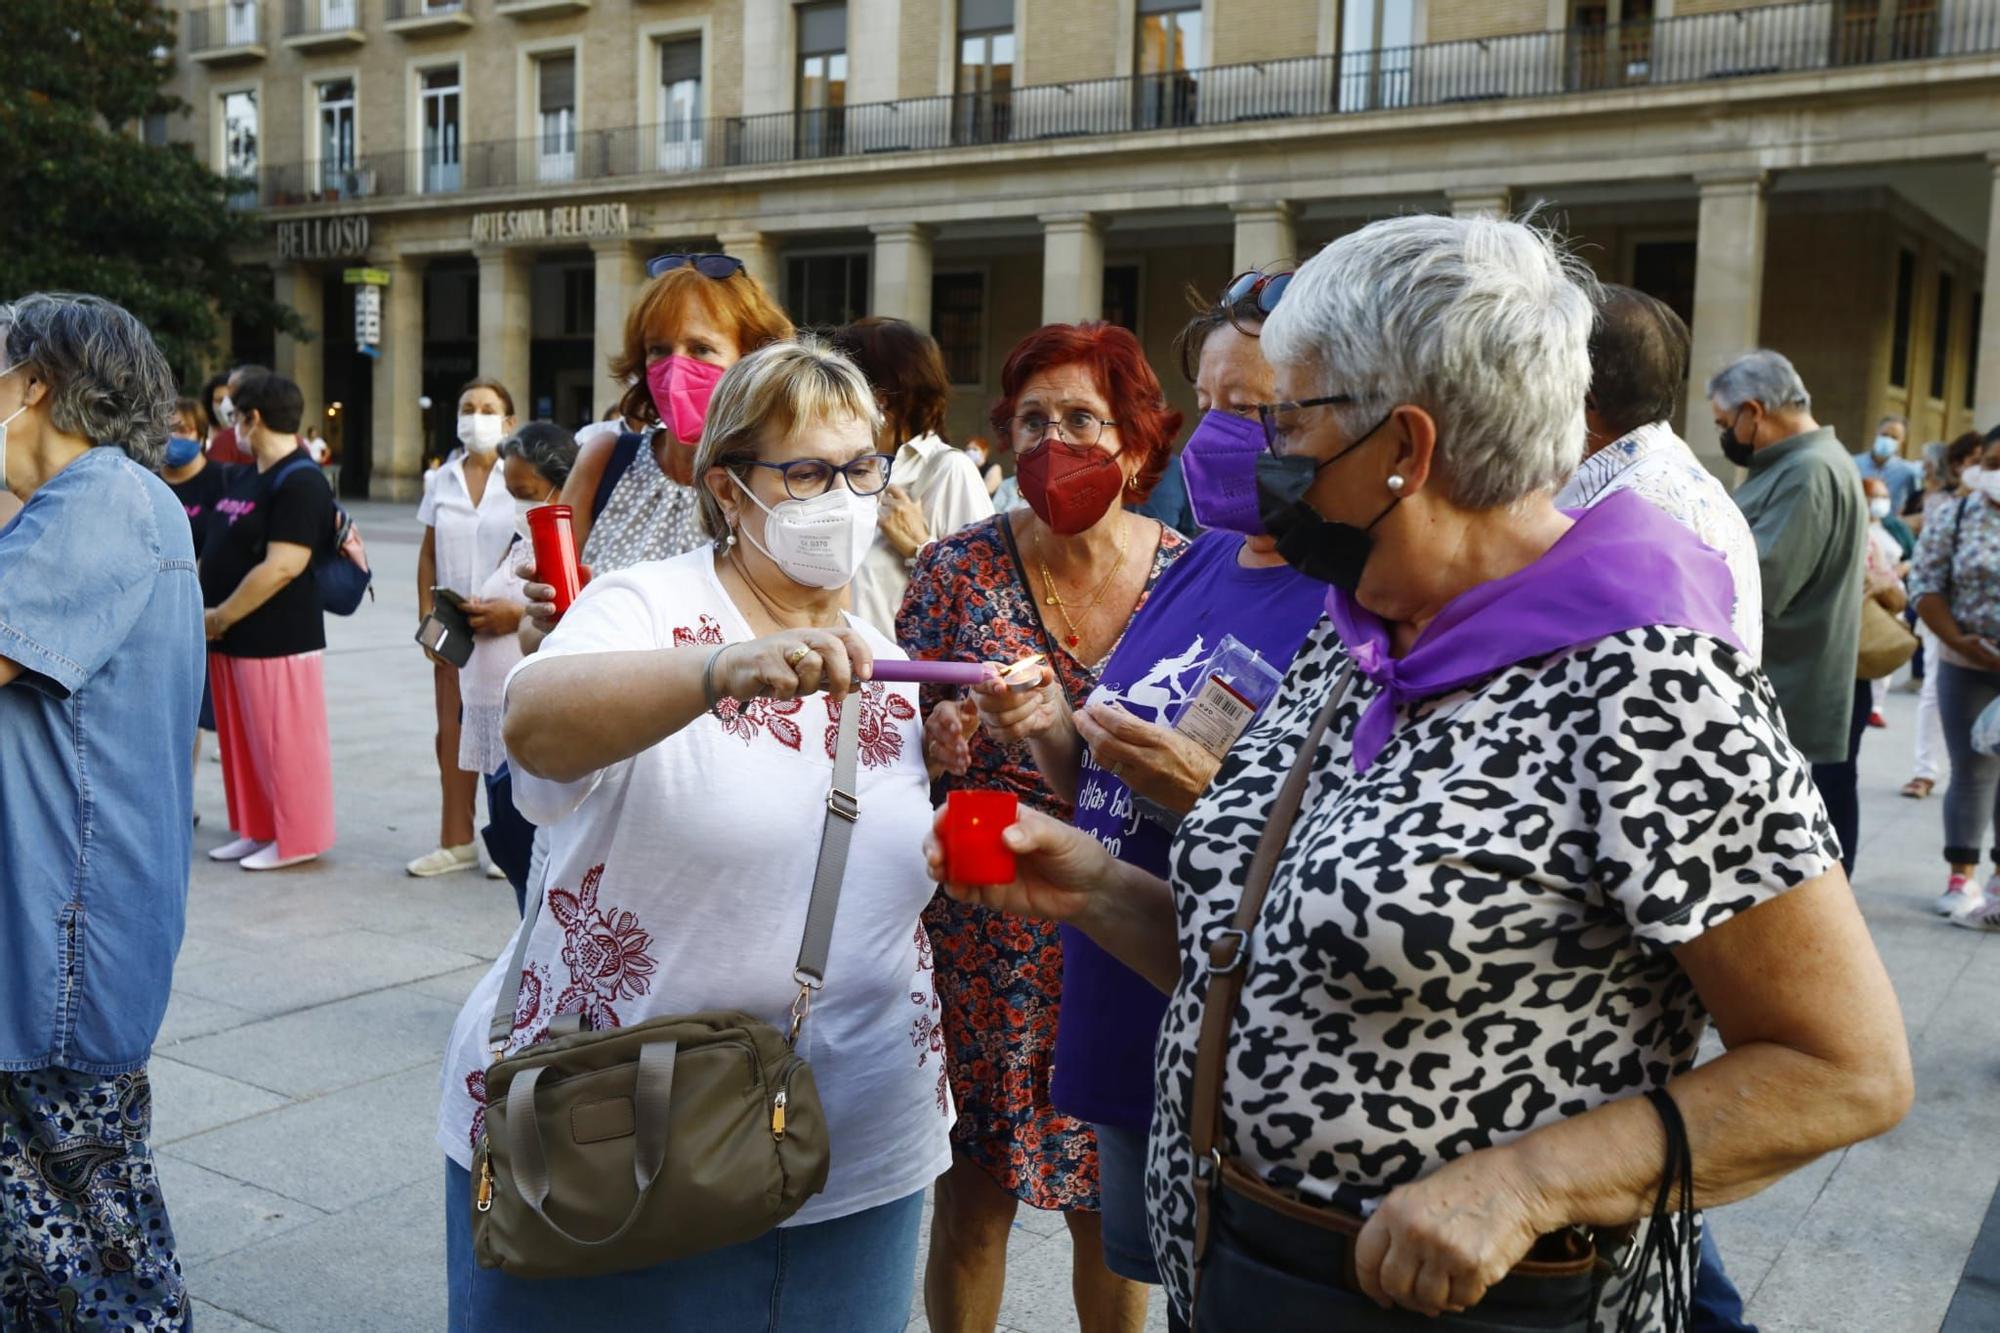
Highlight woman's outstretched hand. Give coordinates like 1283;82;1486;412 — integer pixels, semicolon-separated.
923;805;1116;925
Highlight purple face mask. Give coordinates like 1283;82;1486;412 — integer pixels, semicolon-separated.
1182;409;1268;535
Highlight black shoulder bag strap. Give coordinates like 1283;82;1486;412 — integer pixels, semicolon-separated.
488;694;861;1054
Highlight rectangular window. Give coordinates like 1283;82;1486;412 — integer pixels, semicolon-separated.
796;2;847;159
1339;0;1415;112
786;253;869;331
225;0;257;45
220;89;258;208
658;37;704;170
1930;271;1954;401
321;0;356;29
931;271;987;386
1137;0;1200;130
1569;0;1655;90
316;78;356;197
1103;264;1141;333
1889;248;1916;388
142;110;169;147
562;266;595;338
1968;292;1983;412
956;0;1014;147
537;54;578;184
421;66;461;194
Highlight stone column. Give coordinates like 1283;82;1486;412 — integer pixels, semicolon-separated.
272;264;324;422
1684;171;1769;476
1040;212;1105;326
1447;186;1513;219
1231;202;1297;275
592;239;647;418
870;223;936;327
1976;154;2000;432
717;229;781;297
371;258;426;500
476;246;531;405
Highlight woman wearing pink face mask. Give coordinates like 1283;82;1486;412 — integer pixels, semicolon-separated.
556;254;795;580
896;322;1188;1333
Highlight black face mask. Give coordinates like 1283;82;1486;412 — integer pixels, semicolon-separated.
1253;410;1399;592
1719;408;1755;469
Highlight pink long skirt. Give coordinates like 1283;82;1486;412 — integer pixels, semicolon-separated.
209;652;337;859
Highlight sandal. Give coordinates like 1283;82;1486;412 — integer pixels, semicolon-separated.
1901;778;1935;799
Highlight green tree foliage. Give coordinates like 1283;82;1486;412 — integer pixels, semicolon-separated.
0;0;304;385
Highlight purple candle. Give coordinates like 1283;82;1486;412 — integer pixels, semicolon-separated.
871;659;999;687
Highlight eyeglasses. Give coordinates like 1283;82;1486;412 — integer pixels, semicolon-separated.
646;252;745;281
1006;410;1119;451
738;452;896;501
1222;270;1294;336
1253;395;1356;451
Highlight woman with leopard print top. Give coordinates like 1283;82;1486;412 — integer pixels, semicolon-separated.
926;215;1912;1331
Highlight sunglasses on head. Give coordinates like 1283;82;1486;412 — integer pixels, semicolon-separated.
1221;270;1293;335
646;252;746;281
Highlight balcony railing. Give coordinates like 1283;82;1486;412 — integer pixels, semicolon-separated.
284;0;365;40
187;1;265;56
247;0;2000;210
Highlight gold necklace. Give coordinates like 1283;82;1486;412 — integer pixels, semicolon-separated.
1038;522;1129;651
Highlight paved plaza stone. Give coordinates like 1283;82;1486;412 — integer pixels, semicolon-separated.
167;501;1996;1332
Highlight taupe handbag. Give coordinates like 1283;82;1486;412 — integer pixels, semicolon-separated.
1856;596;1917;681
469;700;861;1279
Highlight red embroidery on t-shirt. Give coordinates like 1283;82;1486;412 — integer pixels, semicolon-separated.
825;684;917;769
547;863;657;1030
672;614;726;648
714;697;805;751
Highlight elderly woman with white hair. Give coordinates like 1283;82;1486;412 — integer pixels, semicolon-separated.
926;215;1912;1330
434;338;952;1328
0;293;202;1330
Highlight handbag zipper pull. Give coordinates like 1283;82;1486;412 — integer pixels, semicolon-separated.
771;1090;788;1141
476;1147;495;1212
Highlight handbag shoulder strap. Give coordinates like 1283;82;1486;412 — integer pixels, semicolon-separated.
1189;660;1356;1265
591;431;647;524
487;690;863;1053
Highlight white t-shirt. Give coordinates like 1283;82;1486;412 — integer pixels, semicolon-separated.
850;434;995;637
434;549;954;1226
418;449;516;598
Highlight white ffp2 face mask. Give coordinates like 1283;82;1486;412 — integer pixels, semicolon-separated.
733;476;878;590
458;413;504;455
216;395;237;429
0;367;27;495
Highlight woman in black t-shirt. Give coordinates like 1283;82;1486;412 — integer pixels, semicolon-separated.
161;397;231;763
197;372;337;873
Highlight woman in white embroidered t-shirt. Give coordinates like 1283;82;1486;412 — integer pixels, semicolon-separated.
435;339;953;1330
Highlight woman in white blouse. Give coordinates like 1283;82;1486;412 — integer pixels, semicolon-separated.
411;378;518;879
436;339;952;1329
929;216;1912;1332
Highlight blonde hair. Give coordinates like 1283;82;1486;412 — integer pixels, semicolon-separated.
694;336;884;542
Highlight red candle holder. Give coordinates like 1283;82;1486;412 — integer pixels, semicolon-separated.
944;790;1018;886
525;503;583;617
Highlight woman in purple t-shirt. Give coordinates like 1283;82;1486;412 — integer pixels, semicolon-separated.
964;282;1325;1312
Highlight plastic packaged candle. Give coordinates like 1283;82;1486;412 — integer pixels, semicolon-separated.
525;503;583;617
943;790;1018;885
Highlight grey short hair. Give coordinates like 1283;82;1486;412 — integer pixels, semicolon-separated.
0;293;177;469
692;336;883;542
498;421;578;491
1707;349;1811;415
1259;214;1599;510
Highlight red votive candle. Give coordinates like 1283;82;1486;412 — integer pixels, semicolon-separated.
944;791;1019;885
525;503;583;617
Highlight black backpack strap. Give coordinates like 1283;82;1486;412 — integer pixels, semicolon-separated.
266;456;334;558
591;430;647;524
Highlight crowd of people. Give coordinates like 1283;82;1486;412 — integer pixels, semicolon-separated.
9;206;1983;1330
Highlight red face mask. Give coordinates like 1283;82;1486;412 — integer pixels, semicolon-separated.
1017;441;1127;535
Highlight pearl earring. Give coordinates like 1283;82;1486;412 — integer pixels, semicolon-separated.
1386;475;1406;493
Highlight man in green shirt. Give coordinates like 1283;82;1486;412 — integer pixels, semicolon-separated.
1711;349;1868;872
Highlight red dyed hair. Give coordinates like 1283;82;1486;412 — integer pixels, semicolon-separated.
989;322;1182;502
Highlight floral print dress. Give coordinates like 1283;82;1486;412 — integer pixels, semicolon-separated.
896;513;1186;1211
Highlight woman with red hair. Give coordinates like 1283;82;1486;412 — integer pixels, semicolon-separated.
897;322;1188;1331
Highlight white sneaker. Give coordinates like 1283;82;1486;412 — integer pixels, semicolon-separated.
407;843;478;877
1951;891;2000;930
241;844;318;872
209;836;269;863
486;863;508;880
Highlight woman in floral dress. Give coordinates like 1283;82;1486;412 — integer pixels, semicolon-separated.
899;323;1188;1331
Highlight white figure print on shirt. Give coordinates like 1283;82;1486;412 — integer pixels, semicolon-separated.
1077;634;1209;848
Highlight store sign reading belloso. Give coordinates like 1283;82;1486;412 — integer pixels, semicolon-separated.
274;215;372;262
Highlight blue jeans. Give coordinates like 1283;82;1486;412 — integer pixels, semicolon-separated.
480;765;535;915
444;1161;922;1331
1692;1224;1758;1332
1093;1121;1162;1285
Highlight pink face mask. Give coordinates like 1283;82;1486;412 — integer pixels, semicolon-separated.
646;354;725;445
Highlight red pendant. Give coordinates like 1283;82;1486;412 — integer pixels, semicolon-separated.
1065;634;1081;648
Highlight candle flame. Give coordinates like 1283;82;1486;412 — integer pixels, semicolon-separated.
999;653;1046;687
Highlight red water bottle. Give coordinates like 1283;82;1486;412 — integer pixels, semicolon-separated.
943;790;1019;885
525;504;583;617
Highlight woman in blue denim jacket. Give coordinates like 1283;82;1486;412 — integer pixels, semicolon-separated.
0;293;205;1331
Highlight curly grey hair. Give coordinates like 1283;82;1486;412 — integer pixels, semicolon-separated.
1706;349;1812;415
0;294;177;470
1261;213;1600;510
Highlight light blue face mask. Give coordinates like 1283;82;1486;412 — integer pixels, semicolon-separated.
1872;435;1898;461
164;434;203;468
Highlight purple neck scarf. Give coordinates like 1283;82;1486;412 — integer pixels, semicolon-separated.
1329;489;1742;771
